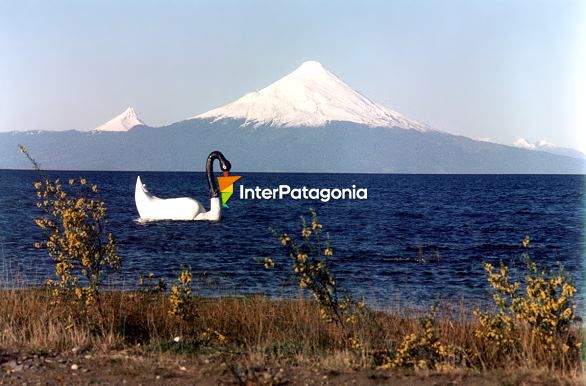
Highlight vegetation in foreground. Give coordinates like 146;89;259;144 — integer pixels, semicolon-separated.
0;290;583;385
1;148;582;384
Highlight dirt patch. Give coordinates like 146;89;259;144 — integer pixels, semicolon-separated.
0;350;581;385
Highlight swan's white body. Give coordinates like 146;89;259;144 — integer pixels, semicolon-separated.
135;176;221;221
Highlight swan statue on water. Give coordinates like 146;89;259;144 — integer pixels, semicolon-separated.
135;151;232;221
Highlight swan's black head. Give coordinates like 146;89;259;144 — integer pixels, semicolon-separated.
206;151;232;198
220;158;232;173
207;150;231;172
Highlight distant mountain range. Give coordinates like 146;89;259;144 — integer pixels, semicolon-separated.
1;61;584;173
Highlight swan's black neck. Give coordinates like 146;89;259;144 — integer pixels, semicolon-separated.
206;151;231;198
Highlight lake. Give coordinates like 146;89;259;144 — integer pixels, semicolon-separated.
0;170;584;308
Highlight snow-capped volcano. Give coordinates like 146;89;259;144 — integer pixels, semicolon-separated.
193;61;428;131
94;107;144;132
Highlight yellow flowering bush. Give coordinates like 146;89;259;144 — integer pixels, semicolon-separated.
515;259;578;353
21;146;121;308
168;268;193;319
473;263;518;355
268;210;363;329
473;306;515;354
474;237;580;361
388;303;452;369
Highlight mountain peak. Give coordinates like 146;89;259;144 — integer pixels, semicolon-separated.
94;106;144;132
193;61;428;130
291;61;329;77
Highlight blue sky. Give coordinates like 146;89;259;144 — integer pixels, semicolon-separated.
1;0;584;151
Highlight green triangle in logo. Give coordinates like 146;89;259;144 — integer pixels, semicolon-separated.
221;191;233;208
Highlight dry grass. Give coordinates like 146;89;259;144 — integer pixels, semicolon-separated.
0;289;582;379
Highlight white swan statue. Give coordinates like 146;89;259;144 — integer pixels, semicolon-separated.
135;151;232;221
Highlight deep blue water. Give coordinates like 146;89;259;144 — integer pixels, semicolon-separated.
0;170;584;308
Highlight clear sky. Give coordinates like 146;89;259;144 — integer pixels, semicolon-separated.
1;0;584;151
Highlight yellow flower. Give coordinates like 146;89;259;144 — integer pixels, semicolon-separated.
80;178;87;185
301;228;311;238
324;248;333;256
216;331;226;343
522;236;530;248
297;253;307;263
280;234;291;246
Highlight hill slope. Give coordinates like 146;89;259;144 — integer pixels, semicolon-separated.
1;120;583;173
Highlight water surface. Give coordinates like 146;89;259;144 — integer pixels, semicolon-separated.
0;170;583;307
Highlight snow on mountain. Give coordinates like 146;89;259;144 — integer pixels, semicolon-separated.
513;138;585;159
513;137;547;150
94;107;144;132
193;61;428;131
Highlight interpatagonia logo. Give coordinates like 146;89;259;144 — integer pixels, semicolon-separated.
218;173;242;208
240;184;367;202
217;174;368;206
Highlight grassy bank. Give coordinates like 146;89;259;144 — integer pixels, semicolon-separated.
0;289;582;384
